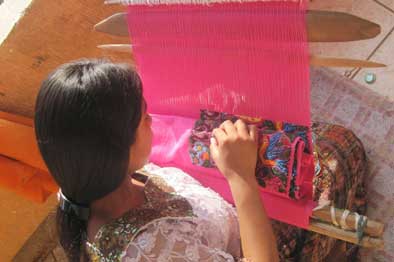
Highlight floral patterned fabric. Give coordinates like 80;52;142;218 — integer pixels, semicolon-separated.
189;109;313;199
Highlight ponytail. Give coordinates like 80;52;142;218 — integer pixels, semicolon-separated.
56;206;89;261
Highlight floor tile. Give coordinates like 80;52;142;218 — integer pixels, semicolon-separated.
309;0;394;77
353;28;394;100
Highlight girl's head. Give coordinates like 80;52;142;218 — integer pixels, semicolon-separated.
34;59;152;260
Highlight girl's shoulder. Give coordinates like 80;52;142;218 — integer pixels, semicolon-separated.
86;169;194;261
86;164;239;261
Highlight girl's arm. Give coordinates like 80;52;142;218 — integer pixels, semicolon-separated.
210;119;279;262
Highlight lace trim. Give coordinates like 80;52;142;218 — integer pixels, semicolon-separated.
120;217;237;261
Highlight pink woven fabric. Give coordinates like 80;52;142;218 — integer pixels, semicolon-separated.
127;2;310;124
127;1;315;228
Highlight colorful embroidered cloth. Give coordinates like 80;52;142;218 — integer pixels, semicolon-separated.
189;110;313;199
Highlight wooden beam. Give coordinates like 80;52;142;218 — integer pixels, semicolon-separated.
96;44;387;68
312;205;385;238
309;56;386;68
94;11;381;42
307;11;381;42
308;220;384;249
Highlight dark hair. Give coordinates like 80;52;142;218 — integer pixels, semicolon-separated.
34;59;143;261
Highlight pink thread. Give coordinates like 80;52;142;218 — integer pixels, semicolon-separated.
127;1;316;228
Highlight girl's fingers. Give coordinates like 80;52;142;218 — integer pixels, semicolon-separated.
220;120;237;137
234;119;249;138
212;128;227;145
249;125;258;143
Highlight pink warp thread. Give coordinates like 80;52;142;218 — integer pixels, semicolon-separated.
127;1;316;228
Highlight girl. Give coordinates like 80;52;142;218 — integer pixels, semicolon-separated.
34;59;278;262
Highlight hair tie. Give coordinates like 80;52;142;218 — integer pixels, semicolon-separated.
57;190;90;221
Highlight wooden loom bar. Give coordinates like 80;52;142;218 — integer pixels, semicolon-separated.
97;44;387;68
308;220;384;249
94;11;381;42
306;10;380;42
309;56;386;68
312;206;385;238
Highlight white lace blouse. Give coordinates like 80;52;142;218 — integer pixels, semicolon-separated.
87;163;243;261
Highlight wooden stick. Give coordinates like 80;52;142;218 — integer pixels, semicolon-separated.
308;220;384;249
94;13;128;37
309;56;386;68
312;206;385;238
97;44;386;68
307;10;381;42
94;11;381;42
97;44;132;53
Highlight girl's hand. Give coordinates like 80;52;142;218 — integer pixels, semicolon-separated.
210;119;258;184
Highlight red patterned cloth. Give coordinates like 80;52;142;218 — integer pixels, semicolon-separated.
273;122;367;261
189;110;313;199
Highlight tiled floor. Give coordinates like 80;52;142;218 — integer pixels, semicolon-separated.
309;0;394;101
